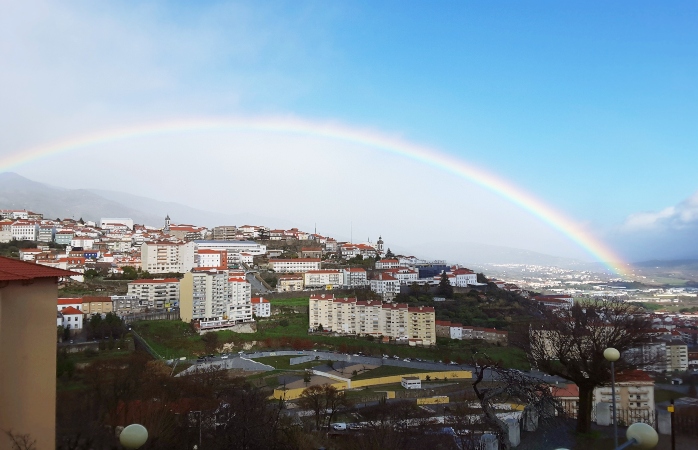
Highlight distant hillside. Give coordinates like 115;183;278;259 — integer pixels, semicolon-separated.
404;240;598;269
0;172;280;228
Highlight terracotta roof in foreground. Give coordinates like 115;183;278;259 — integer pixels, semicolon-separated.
0;256;75;281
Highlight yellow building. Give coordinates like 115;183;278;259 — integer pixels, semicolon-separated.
81;296;114;315
0;256;73;450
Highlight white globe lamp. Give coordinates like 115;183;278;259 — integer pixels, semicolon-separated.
119;424;148;449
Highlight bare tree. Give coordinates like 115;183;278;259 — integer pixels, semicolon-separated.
297;384;349;431
470;361;561;450
515;299;654;433
3;431;36;450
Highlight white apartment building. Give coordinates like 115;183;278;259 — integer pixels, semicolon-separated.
180;269;231;322
343;267;369;287
141;241;196;274
100;218;134;230
196;249;227;268
37;226;56;243
1;209;29;220
309;294;436;345
593;370;655;423
71;236;96;249
18;248;43;261
251;297;271;317
269;258;321;273
370;272;400;300
385;268;419;285
375;259;400;270
452;268;478;287
304;269;344;289
11;221;39;240
195;240;267;256
0;220;12;243
667;341;689;371
228;275;253;323
127;278;181;309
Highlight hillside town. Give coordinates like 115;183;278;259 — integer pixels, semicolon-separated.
3;207;698;449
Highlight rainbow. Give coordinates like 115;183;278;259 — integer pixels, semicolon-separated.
0;116;630;275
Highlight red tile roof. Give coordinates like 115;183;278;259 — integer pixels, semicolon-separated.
551;384;579;398
0;256;75;281
61;306;82;315
616;370;653;383
57;298;81;305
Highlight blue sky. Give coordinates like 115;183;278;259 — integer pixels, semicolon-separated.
1;1;697;263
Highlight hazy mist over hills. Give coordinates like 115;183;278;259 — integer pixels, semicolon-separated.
4;172;698;272
0;172;277;228
0;172;618;269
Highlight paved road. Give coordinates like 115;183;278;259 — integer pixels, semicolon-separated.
246;272;270;294
176;350;567;384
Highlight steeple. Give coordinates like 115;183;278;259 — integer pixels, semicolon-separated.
377;235;384;254
164;215;171;234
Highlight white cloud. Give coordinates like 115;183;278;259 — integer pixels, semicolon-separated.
622;191;698;231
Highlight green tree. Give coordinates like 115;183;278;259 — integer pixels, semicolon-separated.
83;269;100;280
121;266;138;280
436;272;454;298
385;248;395;258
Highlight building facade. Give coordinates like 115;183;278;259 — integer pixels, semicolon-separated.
270;258;322;273
309;294;436;345
141;241;196;274
127;278;181;310
304;269;344;289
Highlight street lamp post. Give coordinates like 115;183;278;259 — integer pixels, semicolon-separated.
604;347;621;449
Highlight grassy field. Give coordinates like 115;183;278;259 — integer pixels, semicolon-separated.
654;388;687;403
267;297;310;307
252;355;330;370
131;309;530;370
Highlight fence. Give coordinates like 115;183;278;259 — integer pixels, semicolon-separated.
121;309;180;324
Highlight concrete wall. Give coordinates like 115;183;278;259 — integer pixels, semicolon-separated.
0;278;57;450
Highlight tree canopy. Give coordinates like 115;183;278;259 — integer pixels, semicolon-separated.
515;299;654;432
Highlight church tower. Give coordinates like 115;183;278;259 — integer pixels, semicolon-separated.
164;214;171;234
377;235;384;254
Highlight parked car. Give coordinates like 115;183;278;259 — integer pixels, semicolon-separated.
331;423;347;431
